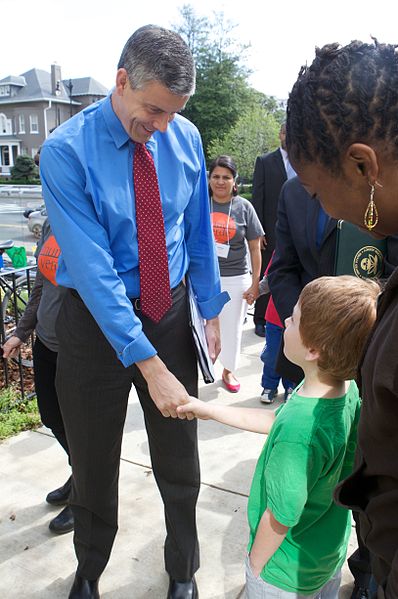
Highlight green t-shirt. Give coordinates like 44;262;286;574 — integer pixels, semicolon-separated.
247;381;360;594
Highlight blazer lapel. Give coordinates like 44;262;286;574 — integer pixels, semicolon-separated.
306;199;320;262
273;148;287;179
322;216;337;244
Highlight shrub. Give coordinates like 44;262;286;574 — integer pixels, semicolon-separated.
10;156;38;182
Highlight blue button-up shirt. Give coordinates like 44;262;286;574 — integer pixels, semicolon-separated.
40;95;228;367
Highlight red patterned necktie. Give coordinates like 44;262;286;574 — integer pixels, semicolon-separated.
133;143;172;323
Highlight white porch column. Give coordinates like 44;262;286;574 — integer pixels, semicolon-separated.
8;144;14;167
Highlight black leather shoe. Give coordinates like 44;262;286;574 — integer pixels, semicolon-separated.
46;475;72;506
49;505;74;534
167;577;198;599
68;574;100;599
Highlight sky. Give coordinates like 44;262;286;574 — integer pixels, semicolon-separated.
1;0;398;100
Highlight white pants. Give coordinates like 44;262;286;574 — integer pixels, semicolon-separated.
219;273;251;373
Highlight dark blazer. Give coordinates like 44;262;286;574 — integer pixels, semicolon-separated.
252;148;287;267
268;176;398;383
251;148;287;325
268;177;337;383
268;177;337;324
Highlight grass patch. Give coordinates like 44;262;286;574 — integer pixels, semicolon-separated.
0;386;41;441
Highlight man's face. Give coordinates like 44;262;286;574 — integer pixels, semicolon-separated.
279;125;287;151
112;70;189;143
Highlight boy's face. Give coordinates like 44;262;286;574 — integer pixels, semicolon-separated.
284;302;308;367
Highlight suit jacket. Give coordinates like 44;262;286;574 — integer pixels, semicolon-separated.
268;177;337;383
268;177;398;383
268;177;337;323
251;148;287;267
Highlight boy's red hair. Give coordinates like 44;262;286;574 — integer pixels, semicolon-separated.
299;276;380;380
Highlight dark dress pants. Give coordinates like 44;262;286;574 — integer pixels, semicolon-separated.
55;284;200;581
33;336;69;456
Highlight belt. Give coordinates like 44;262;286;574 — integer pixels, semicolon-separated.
70;281;185;311
130;280;185;311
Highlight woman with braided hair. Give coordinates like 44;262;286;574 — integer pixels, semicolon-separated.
286;39;398;599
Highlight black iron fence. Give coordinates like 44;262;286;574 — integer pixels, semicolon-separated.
0;264;36;399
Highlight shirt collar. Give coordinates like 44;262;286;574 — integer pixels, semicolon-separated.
102;93;129;149
101;92;157;153
280;147;288;161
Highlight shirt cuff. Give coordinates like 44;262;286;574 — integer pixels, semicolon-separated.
119;330;157;367
198;291;230;320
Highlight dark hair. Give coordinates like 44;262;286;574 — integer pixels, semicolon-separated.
287;39;398;173
118;25;195;96
208;155;239;197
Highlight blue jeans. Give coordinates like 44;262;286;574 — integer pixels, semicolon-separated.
260;322;294;391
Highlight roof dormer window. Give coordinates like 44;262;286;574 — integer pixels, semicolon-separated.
0;85;10;96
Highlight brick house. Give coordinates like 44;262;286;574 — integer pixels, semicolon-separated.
0;64;108;176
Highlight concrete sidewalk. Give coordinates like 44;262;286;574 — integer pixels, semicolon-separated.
0;321;357;598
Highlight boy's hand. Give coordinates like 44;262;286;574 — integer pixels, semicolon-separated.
177;396;212;420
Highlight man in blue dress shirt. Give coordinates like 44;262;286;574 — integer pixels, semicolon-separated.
40;25;228;599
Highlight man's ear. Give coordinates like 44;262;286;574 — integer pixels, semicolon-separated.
115;68;129;95
345;143;379;184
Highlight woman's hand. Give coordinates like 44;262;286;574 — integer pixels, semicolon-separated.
2;336;23;359
243;282;260;305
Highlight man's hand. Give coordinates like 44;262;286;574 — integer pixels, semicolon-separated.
205;317;221;363
2;336;23;359
136;355;190;418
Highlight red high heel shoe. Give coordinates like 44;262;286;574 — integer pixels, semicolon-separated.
222;373;240;393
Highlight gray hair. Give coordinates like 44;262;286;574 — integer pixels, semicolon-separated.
117;25;196;96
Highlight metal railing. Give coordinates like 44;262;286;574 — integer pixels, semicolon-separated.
0;264;36;399
0;184;42;198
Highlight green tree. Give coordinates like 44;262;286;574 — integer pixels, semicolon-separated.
208;105;280;181
10;155;38;181
174;4;210;56
173;5;252;156
258;94;286;126
173;5;285;159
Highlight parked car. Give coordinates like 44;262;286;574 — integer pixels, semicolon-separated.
27;208;47;239
23;203;45;219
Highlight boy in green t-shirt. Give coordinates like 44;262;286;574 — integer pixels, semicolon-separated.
178;275;379;598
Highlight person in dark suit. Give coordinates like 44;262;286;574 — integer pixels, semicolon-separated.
267;176;336;383
251;122;295;337
268;175;398;599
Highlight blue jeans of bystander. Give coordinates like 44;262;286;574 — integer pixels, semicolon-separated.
260;322;294;391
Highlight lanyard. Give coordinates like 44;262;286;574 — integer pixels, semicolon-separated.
211;198;233;246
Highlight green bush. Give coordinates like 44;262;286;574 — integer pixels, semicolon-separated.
240;192;252;200
0;386;41;440
10;156;38;182
0;178;41;185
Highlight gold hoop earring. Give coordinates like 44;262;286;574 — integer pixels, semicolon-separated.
364;184;379;230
